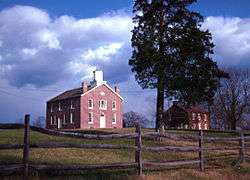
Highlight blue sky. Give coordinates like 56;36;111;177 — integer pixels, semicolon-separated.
0;0;132;18
1;0;250;18
0;0;250;123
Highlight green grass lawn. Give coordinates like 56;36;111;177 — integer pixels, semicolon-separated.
1;128;250;179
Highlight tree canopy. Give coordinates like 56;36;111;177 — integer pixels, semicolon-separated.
129;0;228;108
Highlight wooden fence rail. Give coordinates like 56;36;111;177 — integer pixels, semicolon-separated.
30;126;137;139
0;114;249;177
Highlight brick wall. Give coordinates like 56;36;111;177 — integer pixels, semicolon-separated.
46;97;81;129
189;112;210;130
80;84;123;129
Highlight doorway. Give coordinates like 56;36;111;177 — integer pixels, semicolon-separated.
57;117;62;129
100;114;106;128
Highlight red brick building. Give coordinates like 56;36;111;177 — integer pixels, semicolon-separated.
46;70;123;129
163;102;210;130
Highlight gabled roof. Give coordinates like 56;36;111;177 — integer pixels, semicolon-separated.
47;83;123;102
81;83;123;100
47;85;92;102
186;106;208;114
47;87;82;102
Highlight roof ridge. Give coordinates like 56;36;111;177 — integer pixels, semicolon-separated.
47;87;83;102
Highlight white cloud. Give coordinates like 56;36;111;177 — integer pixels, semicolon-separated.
68;61;95;77
21;48;38;56
81;42;124;61
1;6;249;88
37;29;61;50
203;16;250;67
0;64;13;76
0;5;132;87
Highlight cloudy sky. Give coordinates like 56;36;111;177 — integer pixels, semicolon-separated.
0;0;250;123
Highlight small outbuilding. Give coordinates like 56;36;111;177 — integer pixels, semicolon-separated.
163;102;210;130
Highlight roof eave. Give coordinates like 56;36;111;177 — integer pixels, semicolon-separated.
81;83;123;100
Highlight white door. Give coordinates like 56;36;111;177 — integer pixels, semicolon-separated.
100;115;106;128
57;118;62;129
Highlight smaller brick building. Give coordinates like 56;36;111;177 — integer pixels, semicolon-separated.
163;102;210;130
46;70;123;129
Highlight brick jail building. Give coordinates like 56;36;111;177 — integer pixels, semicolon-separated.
46;70;123;129
163;102;210;130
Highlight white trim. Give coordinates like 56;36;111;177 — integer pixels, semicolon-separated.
197;113;201;121
70;113;73;124
192;113;195;121
50;116;53;125
57;117;61;129
112;113;116;124
112;101;116;110
100;114;106;128
58;102;62;111
88;112;94;124
198;123;201;130
204;114;207;121
50;104;53;112
99;100;107;110
81;83;123;100
63;114;66;124
88;99;93;109
70;100;74;109
54;116;56;125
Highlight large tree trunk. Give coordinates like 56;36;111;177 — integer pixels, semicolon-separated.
231;118;237;130
155;76;164;131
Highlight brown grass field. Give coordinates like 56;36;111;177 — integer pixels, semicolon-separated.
0;128;250;179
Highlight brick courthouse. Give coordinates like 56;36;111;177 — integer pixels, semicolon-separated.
46;70;123;129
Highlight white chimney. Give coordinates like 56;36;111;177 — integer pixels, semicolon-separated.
91;70;106;86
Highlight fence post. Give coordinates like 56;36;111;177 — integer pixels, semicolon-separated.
199;130;204;171
23;114;30;177
239;130;245;163
135;123;142;175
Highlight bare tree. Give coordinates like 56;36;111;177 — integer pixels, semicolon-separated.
15;118;23;124
32;116;45;128
123;111;150;128
211;68;250;130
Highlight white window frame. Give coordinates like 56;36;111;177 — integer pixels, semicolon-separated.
198;123;201;130
197;113;201;121
70;113;73;124
50;116;53;125
63;114;66;124
204;114;207;121
99;100;107;110
54;116;56;125
58;117;61;127
50;104;53;112
192;113;195;121
88;112;94;124
70;100;74;109
204;123;208;130
58;102;62;111
88;99;93;109
112;101;116;110
112;113;116;124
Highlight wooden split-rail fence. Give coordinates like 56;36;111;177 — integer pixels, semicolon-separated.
0;114;249;177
